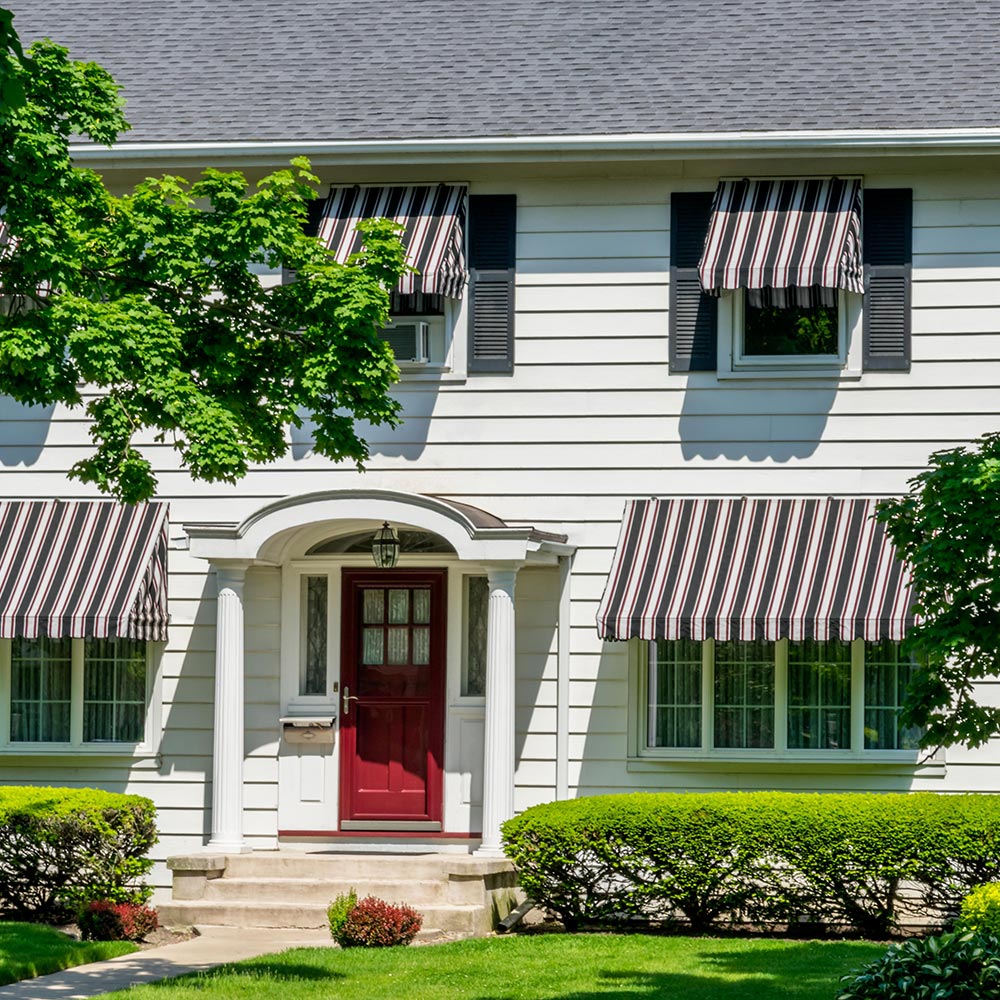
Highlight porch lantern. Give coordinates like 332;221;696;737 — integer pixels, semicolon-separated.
372;521;400;568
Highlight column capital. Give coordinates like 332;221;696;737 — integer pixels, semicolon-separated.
486;563;521;595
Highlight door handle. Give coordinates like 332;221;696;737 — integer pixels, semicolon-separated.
342;685;360;716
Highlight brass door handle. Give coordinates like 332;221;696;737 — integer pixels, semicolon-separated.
342;686;360;716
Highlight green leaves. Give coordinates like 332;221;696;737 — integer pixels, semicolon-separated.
838;930;1000;999
0;26;406;502
876;433;1000;748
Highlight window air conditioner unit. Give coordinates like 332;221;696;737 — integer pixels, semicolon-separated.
381;321;429;364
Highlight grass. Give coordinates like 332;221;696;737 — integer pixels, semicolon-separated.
0;921;137;985
101;933;885;999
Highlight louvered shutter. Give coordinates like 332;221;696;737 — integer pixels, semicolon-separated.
468;194;516;373
282;197;329;284
863;189;912;371
670;192;717;372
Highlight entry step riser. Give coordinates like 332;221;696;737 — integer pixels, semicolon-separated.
202;878;474;906
158;901;489;935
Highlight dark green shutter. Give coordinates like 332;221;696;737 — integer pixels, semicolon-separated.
670;192;717;372
863;189;912;371
468;194;516;373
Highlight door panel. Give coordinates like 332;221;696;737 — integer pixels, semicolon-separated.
340;570;446;827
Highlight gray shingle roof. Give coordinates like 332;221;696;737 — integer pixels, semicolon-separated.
9;1;1000;143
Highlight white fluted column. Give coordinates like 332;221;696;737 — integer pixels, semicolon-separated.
476;566;518;857
207;563;251;853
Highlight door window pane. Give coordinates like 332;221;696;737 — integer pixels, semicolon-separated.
387;627;409;665
10;637;72;742
714;640;774;748
648;639;701;748
363;590;384;624
84;639;146;742
413;589;431;625
362;628;384;665
388;590;409;624
787;640;851;750
864;641;921;749
412;628;430;665
302;575;328;696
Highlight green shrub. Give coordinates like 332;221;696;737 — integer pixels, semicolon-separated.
328;889;358;941
959;882;1000;937
837;930;1000;999
0;787;157;923
78;900;159;941
501;792;1000;935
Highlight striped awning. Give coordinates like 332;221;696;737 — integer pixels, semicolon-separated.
597;498;914;643
315;185;467;298
0;501;169;641
698;178;863;308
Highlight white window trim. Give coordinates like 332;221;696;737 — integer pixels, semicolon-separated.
716;289;863;381
0;638;162;757
630;637;937;766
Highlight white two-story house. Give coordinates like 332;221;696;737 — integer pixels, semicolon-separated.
5;0;1000;922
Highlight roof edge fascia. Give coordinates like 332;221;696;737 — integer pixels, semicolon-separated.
69;128;1000;167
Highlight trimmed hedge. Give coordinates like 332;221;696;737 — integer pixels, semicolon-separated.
501;792;1000;935
0;787;157;923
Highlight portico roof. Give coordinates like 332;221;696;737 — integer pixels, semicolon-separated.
182;489;571;565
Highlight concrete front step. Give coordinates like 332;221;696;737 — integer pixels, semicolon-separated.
158;899;490;935
203;876;467;906
219;852;510;881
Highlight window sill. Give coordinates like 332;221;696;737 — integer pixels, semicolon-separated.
628;752;944;775
716;367;862;381
0;744;159;760
393;368;467;387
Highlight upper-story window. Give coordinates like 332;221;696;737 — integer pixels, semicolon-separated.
668;182;912;377
310;186;518;378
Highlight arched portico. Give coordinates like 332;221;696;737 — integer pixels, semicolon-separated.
183;490;572;856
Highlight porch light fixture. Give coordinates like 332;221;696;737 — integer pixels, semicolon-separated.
372;521;400;569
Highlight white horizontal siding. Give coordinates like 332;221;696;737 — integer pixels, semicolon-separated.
6;162;1000;852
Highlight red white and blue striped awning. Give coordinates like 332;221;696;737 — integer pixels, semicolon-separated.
0;501;169;641
315;185;467;298
697;178;863;308
597;498;914;643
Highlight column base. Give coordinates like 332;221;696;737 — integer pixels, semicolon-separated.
473;844;507;859
205;837;253;854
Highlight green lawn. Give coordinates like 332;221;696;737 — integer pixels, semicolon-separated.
0;921;137;985
102;933;884;999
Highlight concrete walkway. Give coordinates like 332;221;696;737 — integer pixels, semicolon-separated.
0;926;334;999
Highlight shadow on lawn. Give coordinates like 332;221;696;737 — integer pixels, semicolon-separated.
476;941;868;1000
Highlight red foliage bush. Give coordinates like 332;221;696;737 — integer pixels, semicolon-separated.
335;895;422;948
78;899;159;941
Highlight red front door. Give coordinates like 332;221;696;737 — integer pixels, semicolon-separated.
339;569;446;829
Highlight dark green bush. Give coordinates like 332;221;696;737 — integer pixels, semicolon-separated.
0;787;157;923
501;792;1000;935
837;930;1000;999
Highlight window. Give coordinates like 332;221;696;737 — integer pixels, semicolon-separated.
718;289;863;378
462;576;488;697
4;638;153;748
380;294;461;372
642;638;919;757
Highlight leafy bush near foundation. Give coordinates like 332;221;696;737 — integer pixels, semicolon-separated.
501;792;1000;935
330;894;422;948
78;900;159;941
0;787;157;923
327;890;358;941
837;930;1000;999
958;882;1000;937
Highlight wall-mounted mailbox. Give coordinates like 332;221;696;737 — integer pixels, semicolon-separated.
280;716;336;744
